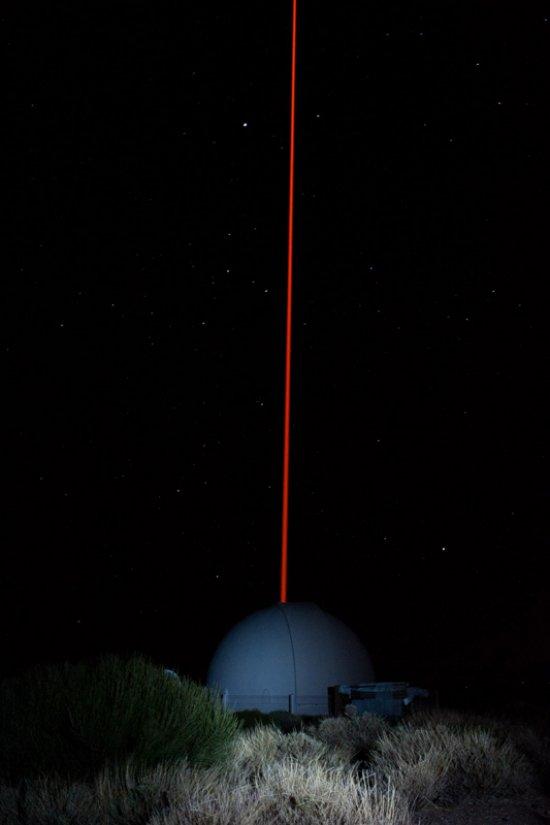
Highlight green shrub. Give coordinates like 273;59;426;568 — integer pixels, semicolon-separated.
300;714;324;729
265;709;304;734
0;654;240;784
234;709;318;735
234;709;273;731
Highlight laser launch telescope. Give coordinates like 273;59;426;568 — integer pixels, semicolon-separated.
207;0;377;717
206;601;374;716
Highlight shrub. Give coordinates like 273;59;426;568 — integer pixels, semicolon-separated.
403;708;472;730
313;713;389;763
466;718;550;795
300;714;324;729
0;654;240;784
404;707;506;734
233;709;272;731
0;722;414;825
0;747;413;825
227;724;352;785
371;725;458;808
247;758;410;825
0;775;100;825
452;728;536;799
233;708;308;734
371;721;537;809
277;730;351;769
403;708;550;794
265;709;304;734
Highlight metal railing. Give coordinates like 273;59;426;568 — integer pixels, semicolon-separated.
212;691;329;715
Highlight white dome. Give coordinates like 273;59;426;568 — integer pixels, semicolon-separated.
207;601;374;716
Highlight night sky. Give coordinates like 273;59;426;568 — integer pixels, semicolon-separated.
4;2;549;705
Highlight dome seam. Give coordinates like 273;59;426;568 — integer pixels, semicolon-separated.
278;603;298;704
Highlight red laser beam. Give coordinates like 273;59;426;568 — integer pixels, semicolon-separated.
280;0;298;604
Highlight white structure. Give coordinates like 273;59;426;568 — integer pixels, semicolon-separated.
206;601;374;716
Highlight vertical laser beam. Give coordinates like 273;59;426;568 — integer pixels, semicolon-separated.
280;0;298;604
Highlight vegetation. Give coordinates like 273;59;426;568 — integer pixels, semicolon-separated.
1;671;549;824
235;708;324;733
371;721;536;807
308;712;390;764
265;709;305;734
0;655;240;784
234;709;274;731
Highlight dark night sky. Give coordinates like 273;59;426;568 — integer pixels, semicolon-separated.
3;2;549;702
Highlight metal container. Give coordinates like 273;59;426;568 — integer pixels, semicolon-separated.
329;681;429;718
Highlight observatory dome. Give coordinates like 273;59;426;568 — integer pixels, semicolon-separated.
207;601;374;716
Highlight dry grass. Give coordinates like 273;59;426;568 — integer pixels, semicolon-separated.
403;707;550;795
403;708;483;731
145;758;411;825
227;725;354;780
370;722;538;809
307;712;389;762
0;726;410;824
1;707;547;824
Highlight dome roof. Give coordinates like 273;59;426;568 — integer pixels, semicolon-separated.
207;601;374;716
